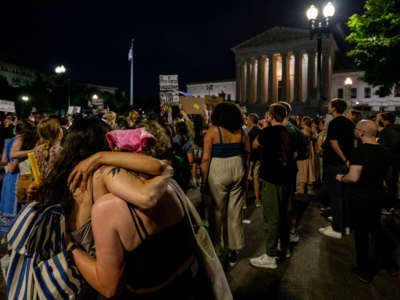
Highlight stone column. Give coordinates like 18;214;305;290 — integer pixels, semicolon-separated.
246;59;252;104
266;56;272;103
235;61;242;103
269;55;275;103
257;57;265;103
308;50;315;104
281;53;287;101
251;59;257;103
294;51;301;103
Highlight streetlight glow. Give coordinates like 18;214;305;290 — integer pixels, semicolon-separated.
55;65;66;74
323;2;335;18
21;96;30;102
344;77;353;86
92;94;99;100
306;5;319;21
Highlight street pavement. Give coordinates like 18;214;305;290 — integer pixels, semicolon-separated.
1;190;400;299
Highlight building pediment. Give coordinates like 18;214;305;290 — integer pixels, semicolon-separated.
232;27;310;51
232;26;338;57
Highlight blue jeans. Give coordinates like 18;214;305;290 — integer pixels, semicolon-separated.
325;163;348;234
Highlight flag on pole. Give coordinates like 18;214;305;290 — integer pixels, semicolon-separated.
128;47;133;61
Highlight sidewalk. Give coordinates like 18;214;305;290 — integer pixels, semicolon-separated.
1;191;399;299
228;194;400;300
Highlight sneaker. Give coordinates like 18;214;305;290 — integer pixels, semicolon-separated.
289;232;300;243
327;216;333;222
285;249;292;259
318;225;342;239
250;254;278;269
242;205;247;210
228;250;239;267
255;203;262;208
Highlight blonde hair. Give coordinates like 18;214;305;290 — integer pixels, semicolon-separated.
135;120;171;158
106;111;117;127
128;110;140;127
38;118;61;147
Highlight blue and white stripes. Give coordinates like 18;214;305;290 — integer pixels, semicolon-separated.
5;202;84;299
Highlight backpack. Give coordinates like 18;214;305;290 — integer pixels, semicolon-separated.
171;139;191;191
295;127;310;160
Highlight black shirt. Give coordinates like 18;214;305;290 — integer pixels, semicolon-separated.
349;143;391;191
248;125;261;161
258;125;296;185
379;124;400;168
323;116;355;165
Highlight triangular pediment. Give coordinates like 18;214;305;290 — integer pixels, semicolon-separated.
232;26;310;51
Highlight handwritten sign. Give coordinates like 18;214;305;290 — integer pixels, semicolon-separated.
180;97;205;115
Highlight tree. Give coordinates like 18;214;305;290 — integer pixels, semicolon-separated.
346;0;400;96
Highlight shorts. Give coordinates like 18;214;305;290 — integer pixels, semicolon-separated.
248;160;261;181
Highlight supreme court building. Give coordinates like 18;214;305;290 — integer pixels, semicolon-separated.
232;26;337;115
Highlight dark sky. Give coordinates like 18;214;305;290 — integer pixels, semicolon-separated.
1;0;365;97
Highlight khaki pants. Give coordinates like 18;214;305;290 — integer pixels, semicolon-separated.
208;156;245;254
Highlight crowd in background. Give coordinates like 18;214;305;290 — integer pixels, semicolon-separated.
0;97;399;297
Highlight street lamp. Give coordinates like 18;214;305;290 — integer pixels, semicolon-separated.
306;1;335;112
92;94;99;100
344;77;353;110
55;65;66;74
21;96;30;102
54;65;70;110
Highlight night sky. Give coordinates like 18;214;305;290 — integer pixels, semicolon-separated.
2;0;365;98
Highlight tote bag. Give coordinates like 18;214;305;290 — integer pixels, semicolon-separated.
170;180;233;300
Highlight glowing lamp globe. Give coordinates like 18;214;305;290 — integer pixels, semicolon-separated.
323;2;335;18
307;5;319;21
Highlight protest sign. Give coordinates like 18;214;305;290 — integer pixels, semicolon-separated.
160;75;179;106
0;100;16;113
180;97;205;115
68;106;81;114
204;95;223;107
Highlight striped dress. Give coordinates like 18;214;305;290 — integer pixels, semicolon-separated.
5;202;84;299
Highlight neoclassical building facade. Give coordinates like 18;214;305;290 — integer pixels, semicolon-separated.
232;26;338;114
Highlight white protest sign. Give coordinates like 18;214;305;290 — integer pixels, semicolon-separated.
0;100;16;113
68;106;81;114
160;75;179;106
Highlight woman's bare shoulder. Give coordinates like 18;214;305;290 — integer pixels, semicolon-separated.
92;193;129;220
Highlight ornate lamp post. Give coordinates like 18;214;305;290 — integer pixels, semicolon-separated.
54;65;71;110
344;77;353;110
306;2;335;111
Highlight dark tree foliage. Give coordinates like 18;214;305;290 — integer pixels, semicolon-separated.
347;0;400;96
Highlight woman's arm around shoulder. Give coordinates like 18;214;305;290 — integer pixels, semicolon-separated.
97;164;173;210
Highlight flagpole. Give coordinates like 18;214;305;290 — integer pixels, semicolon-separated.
130;38;134;106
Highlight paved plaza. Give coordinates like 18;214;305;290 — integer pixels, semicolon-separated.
1;191;399;299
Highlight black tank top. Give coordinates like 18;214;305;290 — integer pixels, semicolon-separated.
124;201;195;290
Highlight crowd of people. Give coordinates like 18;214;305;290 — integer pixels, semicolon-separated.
0;97;399;298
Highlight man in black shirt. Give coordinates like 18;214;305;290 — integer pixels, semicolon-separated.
250;104;296;269
336;120;395;282
320;99;355;239
379;112;400;211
